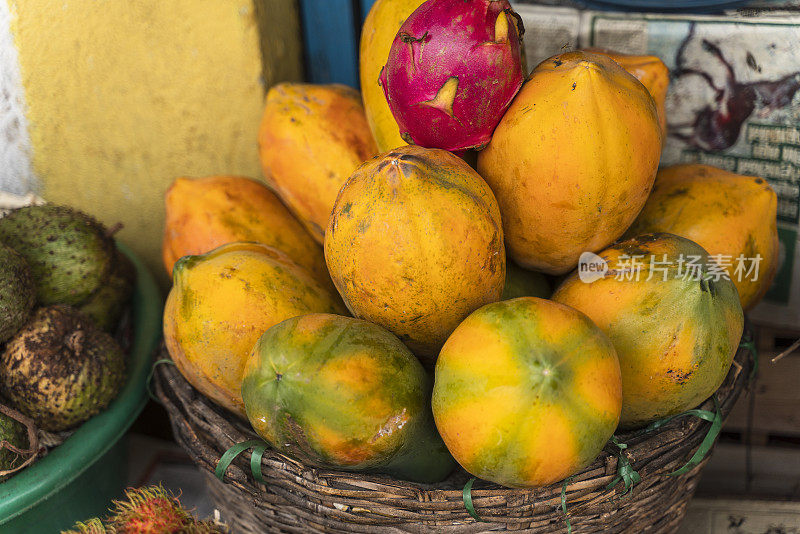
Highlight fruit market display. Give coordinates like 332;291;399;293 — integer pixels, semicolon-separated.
162;0;775;494
0;205;133;481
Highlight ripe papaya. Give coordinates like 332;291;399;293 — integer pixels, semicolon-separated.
324;145;505;363
477;51;662;275
585;48;669;141
161;175;330;289
552;233;744;428
432;297;621;488
163;242;345;417
258;84;378;242
359;0;425;152
242;313;456;482
626;164;779;310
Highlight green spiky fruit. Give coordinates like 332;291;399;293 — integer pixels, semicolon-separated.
0;406;30;483
0;243;35;342
0;205;114;306
0;306;126;431
79;249;135;332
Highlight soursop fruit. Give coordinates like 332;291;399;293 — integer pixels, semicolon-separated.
79;248;136;332
0;205;114;306
0;305;126;432
0;243;35;342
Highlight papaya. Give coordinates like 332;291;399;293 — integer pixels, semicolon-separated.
360;0;425;152
258;84;379;242
324;145;505;363
477;51;662;275
161;175;330;290
552;233;744;428
626;164;779;310
432;297;621;488
163;242;346;417
585;48;669;141
502;260;551;300
242;313;456;482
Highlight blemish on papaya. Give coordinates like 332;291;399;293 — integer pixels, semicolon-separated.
665;187;689;198
397;153;428;167
369;409;409;443
665;368;693;385
618;243;649;257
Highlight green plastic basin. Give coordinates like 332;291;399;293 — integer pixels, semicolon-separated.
0;243;162;533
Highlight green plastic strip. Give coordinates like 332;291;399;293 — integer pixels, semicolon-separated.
462;477;482;522
605;436;641;497
669;395;722;476
739;335;758;384
215;440;267;482
250;444;267;485
561;475;575;534
146;358;175;403
607;394;721;495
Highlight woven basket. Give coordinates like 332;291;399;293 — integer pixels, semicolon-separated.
153;336;753;534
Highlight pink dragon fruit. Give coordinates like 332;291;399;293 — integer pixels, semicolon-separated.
379;0;526;153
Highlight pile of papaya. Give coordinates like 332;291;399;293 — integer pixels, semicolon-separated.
162;0;778;489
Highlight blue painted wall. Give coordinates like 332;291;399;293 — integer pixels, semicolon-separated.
360;0;378;21
298;0;381;88
298;0;359;87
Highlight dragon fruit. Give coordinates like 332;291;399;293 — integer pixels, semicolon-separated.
379;0;526;152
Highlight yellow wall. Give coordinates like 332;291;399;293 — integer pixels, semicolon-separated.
9;0;302;287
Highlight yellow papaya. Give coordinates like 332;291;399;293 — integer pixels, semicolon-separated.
586;48;669;141
552;234;744;428
359;0;425;152
161;175;330;289
163;242;345;417
477;51;662;275
324;145;505;363
433;297;621;488
626;164;779;310
242;313;456;482
258;84;379;242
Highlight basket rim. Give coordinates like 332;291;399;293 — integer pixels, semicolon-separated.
153;325;753;529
